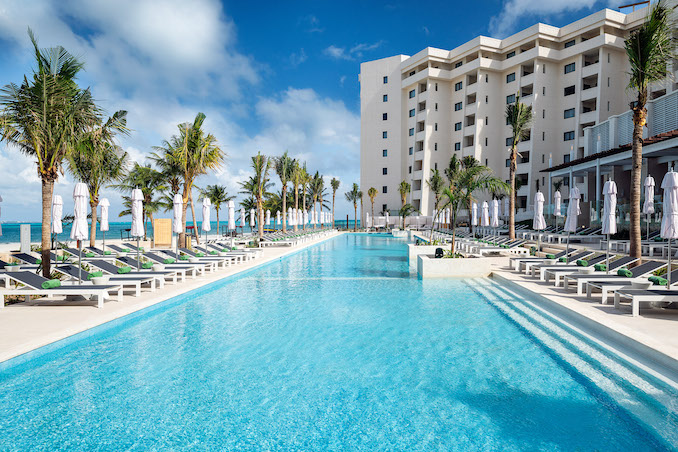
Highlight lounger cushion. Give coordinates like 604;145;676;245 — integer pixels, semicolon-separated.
87;271;103;280
118;266;132;274
142;263;153;269
41;279;61;289
649;275;668;285
546;254;555;259
104;251;112;255
577;259;587;267
559;257;567;262
617;268;633;278
594;264;606;272
179;255;188;261
163;258;175;264
196;252;205;257
85;253;95;258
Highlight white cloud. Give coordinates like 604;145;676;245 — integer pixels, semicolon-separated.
489;0;612;37
298;14;324;33
289;48;307;67
324;41;383;61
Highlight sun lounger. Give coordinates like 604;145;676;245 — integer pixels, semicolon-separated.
529;251;596;278
510;249;569;272
540;255;608;285
614;282;678;317
142;252;204;278
562;258;660;294
88;259;181;286
0;271;123;308
586;266;675;304
179;248;240;266
161;251;221;271
54;264;161;297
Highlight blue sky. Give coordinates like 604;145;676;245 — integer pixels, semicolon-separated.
0;0;616;221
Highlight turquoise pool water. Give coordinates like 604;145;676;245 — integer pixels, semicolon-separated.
0;234;675;450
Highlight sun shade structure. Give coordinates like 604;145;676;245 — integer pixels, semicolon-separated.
602;180;617;274
130;188;144;271
228;201;235;232
172;193;183;257
202;198;211;255
491;199;499;245
52;194;63;269
250;209;255;228
563;186;581;264
554;191;562;232
661;171;678;287
276;210;281;227
71;183;90;281
481;201;489;228
240;208;246;228
644;176;655;241
503;197;509;218
533;191;546;253
266;209;271;226
99;197;110;251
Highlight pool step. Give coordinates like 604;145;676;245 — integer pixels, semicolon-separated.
470;277;678;450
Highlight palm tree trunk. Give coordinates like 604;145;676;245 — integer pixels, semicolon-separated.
216;208;220;237
509;148;517;240
451;211;457;255
302;189;307;230
41;178;54;278
148;213;155;245
294;186;299;232
629;107;645;261
371;201;374;229
332;192;336;228
180;185;189;248
89;201;98;248
189;192;199;245
354;204;357;231
282;186;287;233
258;199;264;238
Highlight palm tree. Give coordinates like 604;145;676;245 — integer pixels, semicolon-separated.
358;189;364;228
331;177;340;228
442;156;508;253
67;111;129;247
367;187;378;228
625;0;676;260
398;181;411;228
274;151;294;233
291;160;302;231
426;169;445;238
112;163;167;240
345;183;360;231
300;163;311;230
0;30;100;276
200;185;234;236
159;113;224;247
399;203;416;229
505;96;533;240
250;152;271;238
309;172;325;229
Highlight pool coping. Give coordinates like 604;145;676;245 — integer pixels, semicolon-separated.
0;231;345;369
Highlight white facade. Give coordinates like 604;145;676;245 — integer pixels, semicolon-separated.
359;4;672;219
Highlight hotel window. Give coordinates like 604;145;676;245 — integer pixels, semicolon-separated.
542;131;545;141
455;122;462;131
434;143;438;151
506;94;516;104
434;163;438;170
564;62;575;74
564;155;571;164
506;72;515;83
454;102;462;111
607;53;610;63
607;101;610;111
434;123;438;131
435;83;438;91
564;108;575;119
564;39;575;48
382;167;388;175
542;154;545;164
485;137;488;146
455;142;461;151
505;159;510;167
564;85;575;96
563;131;575;141
542;109;545;119
542;86;546;95
409;89;415;98
409;70;415;76
382;131;388;139
455;81;463;91
408;166;412;174
607;77;610;87
409;108;415;117
382;204;387;212
409;147;413;155
409;128;414;136
382;186;387;194
506;50;515;59
435;103;438;111
485;95;488;103
485;116;488;125
383;76;388;84
542;64;546;74
383;94;388;102
382;113;388;120
485;74;488;82
382;149;388;157
506;117;510;125
505;137;512;146
455;61;463;68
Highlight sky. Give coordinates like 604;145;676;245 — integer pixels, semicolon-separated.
0;0;619;222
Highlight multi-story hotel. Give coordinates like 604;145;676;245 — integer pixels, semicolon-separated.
359;3;678;226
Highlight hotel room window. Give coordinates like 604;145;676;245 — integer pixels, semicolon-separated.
382;113;387;120
564;131;575;141
454;102;462;111
455;142;461;151
383;76;388;83
409;89;415;98
564;62;575;74
382;167;388;175
506;72;515;83
455;81;463;91
382;131;387;139
382;149;388;157
383;94;388;102
382;186;387;193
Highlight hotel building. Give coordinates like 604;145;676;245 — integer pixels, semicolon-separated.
359;3;678;226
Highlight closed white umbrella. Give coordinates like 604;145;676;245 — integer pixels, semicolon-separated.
481;201;489;228
228;201;235;232
471;202;478;238
240;208;246;228
385;211;389;229
276;210;281;228
202;197;211;255
52;195;63;268
0;195;2;237
491;199;499;244
298;209;303;227
266;209;271;226
554;191;562;232
173;193;183;257
287;208;293;226
366;212;370;229
602;180;617;274
250;208;255;229
661;171;678;288
533;191;546;254
644;176;655;241
304;210;309;227
563;186;581;264
131;188;144;271
71;183;89;282
99;197;109;254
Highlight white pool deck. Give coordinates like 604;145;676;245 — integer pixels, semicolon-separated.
0;231;343;364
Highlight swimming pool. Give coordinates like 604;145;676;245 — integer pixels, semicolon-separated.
0;233;676;450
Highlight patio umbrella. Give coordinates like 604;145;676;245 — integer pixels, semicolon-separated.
266;209;271;226
287;208;293;227
503;197;509;220
131;188;144;271
202;197;211;255
661;170;678;288
304;210;309;228
227;201;235;232
250;208;255;229
533;191;546;254
366;212;370;229
71;183;89;282
643;176;655;241
0;195;2;237
554;191;562;232
100;197;109;253
276;210;281;228
563;186;581;264
491;199;499;244
481;201;489;231
471;202;478;238
385;211;389;229
240;208;246;228
52;195;63;269
173;193;183;257
298;209;303;227
602;180;617;274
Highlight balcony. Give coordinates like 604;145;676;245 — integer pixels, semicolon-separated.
579;110;597;125
413;149;425;161
582;63;598;79
412;189;422;200
413;170;423;181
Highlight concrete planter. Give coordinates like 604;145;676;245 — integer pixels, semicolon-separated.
407;244;447;268
391;229;408;238
417;254;507;278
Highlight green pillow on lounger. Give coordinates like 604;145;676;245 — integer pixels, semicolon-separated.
35;259;41;264
179;255;188;261
6;262;19;266
104;251;112;255
58;255;67;262
41;279;61;289
617;268;633;277
121;248;130;252
195;252;205;257
85;252;95;258
559;257;567;262
142;263;153;269
117;266;132;274
594;264;606;272
163;258;175;264
546;254;555;259
209;251;218;255
649;275;668;285
654;236;664;242
87;271;103;280
576;259;587;267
